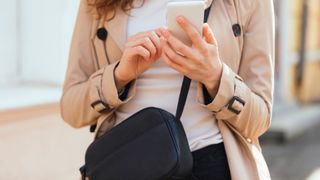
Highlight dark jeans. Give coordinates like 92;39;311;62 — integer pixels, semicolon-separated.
187;142;231;180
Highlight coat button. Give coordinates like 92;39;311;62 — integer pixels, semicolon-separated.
97;27;108;41
246;138;252;143
232;24;241;37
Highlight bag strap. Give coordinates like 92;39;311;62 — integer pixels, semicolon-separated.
80;3;214;179
90;2;213;132
175;3;213;120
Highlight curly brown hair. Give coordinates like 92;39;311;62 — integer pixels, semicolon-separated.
87;0;144;20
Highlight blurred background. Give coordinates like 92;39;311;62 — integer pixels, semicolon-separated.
0;0;319;179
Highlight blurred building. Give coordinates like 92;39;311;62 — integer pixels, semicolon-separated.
0;1;86;179
0;0;79;110
267;0;320;141
275;0;320;104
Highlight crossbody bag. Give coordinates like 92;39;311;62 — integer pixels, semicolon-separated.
80;4;212;180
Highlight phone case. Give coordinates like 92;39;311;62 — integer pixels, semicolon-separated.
166;1;205;46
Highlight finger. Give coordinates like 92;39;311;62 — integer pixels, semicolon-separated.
148;31;162;56
162;50;187;75
127;37;157;58
134;31;149;38
203;23;217;45
155;28;163;37
160;28;198;60
176;16;206;51
131;46;150;61
135;31;158;40
160;37;189;68
135;31;160;44
143;36;157;58
132;31;161;57
128;32;147;41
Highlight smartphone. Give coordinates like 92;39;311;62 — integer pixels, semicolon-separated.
166;1;205;46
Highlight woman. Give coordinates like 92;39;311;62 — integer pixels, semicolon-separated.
60;0;274;179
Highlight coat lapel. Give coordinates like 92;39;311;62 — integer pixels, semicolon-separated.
104;9;129;52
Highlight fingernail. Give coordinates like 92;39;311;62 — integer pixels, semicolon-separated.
160;37;166;45
160;28;170;37
177;16;185;24
160;36;165;41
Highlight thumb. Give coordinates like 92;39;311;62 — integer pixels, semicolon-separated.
203;23;217;46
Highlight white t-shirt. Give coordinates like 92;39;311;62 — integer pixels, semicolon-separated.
115;0;223;152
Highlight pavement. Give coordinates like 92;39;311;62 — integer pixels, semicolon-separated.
263;103;320;142
262;122;320;180
0;103;92;180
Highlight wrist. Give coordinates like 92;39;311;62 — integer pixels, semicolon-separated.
114;66;132;91
204;80;219;95
203;70;222;98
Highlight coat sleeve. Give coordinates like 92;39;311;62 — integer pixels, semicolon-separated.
197;0;275;140
60;0;136;128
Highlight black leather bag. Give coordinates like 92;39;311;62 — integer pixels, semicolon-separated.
80;5;212;180
81;77;193;180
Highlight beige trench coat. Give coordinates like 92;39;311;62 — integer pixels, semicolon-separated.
60;0;275;179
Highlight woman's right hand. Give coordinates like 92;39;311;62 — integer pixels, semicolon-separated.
114;29;162;91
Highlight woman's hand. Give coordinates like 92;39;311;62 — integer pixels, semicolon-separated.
115;30;162;91
160;16;223;98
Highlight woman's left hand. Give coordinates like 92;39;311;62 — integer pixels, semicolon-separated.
160;16;223;97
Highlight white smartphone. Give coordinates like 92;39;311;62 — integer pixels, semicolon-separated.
166;1;205;46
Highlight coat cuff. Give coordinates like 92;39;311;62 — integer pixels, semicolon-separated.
100;62;137;109
197;63;240;113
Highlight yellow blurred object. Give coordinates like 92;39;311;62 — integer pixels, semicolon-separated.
291;0;303;17
290;0;320;51
290;18;301;51
308;0;320;17
306;17;320;50
299;61;320;103
290;0;303;51
281;0;320;103
307;0;320;50
287;61;320;103
287;64;299;100
292;0;320;17
288;19;319;52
